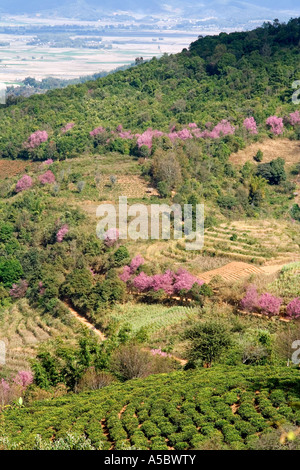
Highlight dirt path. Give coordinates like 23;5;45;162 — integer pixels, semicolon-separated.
64;302;106;341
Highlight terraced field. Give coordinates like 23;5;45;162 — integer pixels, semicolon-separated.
142;219;299;283
2;366;300;450
107;303;198;334
0;300;83;377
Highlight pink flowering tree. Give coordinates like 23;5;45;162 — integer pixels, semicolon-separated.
119;265;132;283
240;285;259;312
286;298;300;318
90;126;105;137
61;122;75;133
129;255;145;273
266;116;284;135
38;170;56;185
15;175;33;193
243;117;258;134
104;228;119;247
132;272;153;292
25;130;48;149
173;268;204;294
43;159;54;166
9;279;28;299
0;371;33;406
258;293;282;316
151;348;172;358
129;267;204;298
289;111;300;126
13;370;33;388
56;224;69;243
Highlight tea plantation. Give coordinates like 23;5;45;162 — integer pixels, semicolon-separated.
2;366;300;450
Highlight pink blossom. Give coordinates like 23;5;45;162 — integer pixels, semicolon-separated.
173;268;203;293
286;298;300;318
25;130;48;149
240;285;259;312
209;120;235;138
177;128;193;140
15;175;33;193
43;159;54;166
104;228;119;247
151;348;172;358
13;370;33;388
90;126;105;137
130;255;145;273
266;116;284;135
119;265;132;283
56;224;69;243
151;270;175;295
243;117;258;134
132;272;153;292
136;129;164;149
61;122;75;133
188;123;198;129
289;111;300;126
10;280;28;299
39;170;56;185
258;292;282;316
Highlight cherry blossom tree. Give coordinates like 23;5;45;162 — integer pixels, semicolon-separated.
266;116;284;135
56;224;69;243
25;130;48;149
258;292;282;316
243;117;258;134
286;298;300;318
15;175;33;193
38;170;56;185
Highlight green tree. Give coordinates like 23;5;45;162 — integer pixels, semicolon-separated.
185;321;231;368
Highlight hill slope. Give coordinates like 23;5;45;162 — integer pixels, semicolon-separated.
2;366;300;450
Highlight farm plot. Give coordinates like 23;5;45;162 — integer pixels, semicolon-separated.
2;366;300;450
0;300;83;378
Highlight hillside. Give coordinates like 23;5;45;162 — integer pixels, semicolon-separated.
0;19;299;452
2;366;300;450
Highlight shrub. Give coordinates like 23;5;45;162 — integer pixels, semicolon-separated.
75;368;116;392
110;344;153;380
254;150;263;162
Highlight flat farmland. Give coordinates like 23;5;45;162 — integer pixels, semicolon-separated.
0;31;198;83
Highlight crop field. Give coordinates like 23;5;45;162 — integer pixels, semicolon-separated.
0;300;83;378
2;366;300;450
0;31;197;83
107;302;199;335
268;262;300;300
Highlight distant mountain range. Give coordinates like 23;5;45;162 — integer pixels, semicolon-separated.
0;0;299;27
